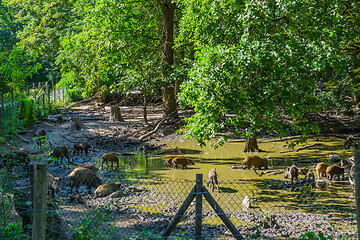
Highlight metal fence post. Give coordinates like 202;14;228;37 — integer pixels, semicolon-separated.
354;152;360;239
195;174;203;240
32;163;47;240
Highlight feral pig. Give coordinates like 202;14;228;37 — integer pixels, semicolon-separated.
164;157;173;167
172;157;195;169
284;165;299;184
242;156;268;170
93;182;122;199
326;164;344;181
68;167;102;194
34;129;46;146
51;146;70;164
0;150;30;175
316;162;327;180
298;167;309;175
74;142;91;156
304;170;315;180
78;163;99;173
207;168;219;192
101;153;119;170
48;174;62;199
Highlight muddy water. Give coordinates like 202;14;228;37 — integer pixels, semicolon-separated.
121;137;356;181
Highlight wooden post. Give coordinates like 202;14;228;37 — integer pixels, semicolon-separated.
32;163;47;240
195;174;203;240
202;187;243;240
162;186;196;238
354;152;360;239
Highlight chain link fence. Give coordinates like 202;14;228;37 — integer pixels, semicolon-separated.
0;159;357;239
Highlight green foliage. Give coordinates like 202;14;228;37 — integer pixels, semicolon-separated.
177;0;360;147
18;96;34;124
71;206;115;240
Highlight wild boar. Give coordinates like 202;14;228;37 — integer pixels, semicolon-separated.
242;156;268;170
101;153;119;170
78;163;99;174
284;165;299;184
0;150;30;175
34;129;46;146
304;170;315;180
164;157;173;167
298;167;309;175
48;174;62;199
316;162;327;180
74;142;91;156
68;167;102;194
326;164;344;181
51;146;70;164
207;168;219;192
93;182;122;199
171;157;195;169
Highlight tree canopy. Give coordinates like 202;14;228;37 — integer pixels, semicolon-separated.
0;0;359;146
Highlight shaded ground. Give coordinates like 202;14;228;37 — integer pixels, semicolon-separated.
3;102;360;239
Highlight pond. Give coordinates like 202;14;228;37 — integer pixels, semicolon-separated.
115;136;357;182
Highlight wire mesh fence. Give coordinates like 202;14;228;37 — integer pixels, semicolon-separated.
0;159;357;240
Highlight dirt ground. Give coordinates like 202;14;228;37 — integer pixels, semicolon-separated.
4;102;360;239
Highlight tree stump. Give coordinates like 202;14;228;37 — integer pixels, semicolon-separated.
243;135;259;152
109;106;123;122
69;117;86;131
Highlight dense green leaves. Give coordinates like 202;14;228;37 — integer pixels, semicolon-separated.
177;0;360;146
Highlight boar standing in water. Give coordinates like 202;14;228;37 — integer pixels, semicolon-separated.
326;164;345;181
101;153;119;170
74;142;91;156
93;182;122;199
242;156;268;170
34;129;46;146
79;163;99;173
284;165;299;184
0;150;30;175
164;157;173;167
51;146;70;165
171;157;195;169
207;168;219;192
68;167;102;194
316;162;327;180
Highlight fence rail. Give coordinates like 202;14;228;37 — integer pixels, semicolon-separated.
0;159;358;240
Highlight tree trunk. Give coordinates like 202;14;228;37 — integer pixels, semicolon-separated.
159;1;179;123
109;106;123;122
243;135;259;152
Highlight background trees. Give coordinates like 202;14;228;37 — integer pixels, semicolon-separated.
177;0;360;147
0;0;359;146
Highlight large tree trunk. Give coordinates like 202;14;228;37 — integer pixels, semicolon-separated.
158;1;179;123
243;135;259;152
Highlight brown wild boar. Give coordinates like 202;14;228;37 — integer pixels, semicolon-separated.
93;182;122;199
51;146;70;164
284;165;299;184
68;167;102;194
171;157;195;169
207;168;219;192
164;157;173;167
101;153;119;170
326;164;344;181
0;150;30;175
316;162;327;179
74;142;91;156
34;129;46;146
48;174;62;199
304;170;315;180
242;156;268;170
78;163;99;173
